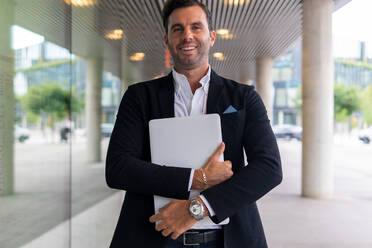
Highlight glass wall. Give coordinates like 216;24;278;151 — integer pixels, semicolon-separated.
0;1;122;247
1;1;72;247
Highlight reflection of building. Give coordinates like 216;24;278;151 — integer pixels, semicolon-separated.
272;40;302;125
274;80;301;125
102;72;121;123
334;41;372;89
14;41;121;126
273;40;372;126
334;59;372;89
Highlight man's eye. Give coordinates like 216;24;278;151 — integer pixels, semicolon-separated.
173;28;182;32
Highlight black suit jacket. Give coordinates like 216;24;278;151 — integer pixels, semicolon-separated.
106;70;282;248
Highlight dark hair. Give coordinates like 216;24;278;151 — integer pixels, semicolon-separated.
162;0;213;33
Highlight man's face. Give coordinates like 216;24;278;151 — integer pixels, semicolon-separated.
164;6;216;71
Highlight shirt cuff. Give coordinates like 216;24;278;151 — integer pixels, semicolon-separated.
199;194;216;217
188;169;195;191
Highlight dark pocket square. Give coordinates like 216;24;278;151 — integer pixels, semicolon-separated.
223;105;237;114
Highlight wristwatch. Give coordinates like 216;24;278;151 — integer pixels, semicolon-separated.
189;199;204;220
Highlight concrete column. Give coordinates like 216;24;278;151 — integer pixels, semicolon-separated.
132;62;144;83
0;0;14;195
120;39;131;95
302;0;334;198
85;58;103;163
240;61;255;85
256;56;274;121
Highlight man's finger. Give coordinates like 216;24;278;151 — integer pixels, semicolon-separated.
155;221;167;231
214;160;230;167
149;213;162;223
225;160;232;169
161;228;172;237
171;232;181;240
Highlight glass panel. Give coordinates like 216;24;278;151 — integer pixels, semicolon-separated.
0;1;72;247
70;3;123;247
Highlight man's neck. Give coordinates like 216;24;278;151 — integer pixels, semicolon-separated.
173;64;209;94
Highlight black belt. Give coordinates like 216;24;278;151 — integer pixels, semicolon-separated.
175;229;222;246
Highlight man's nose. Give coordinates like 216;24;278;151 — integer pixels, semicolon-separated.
183;27;193;40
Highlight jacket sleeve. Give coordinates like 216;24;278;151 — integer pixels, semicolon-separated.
202;89;282;223
105;85;191;200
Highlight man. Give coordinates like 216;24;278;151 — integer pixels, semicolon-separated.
106;0;282;247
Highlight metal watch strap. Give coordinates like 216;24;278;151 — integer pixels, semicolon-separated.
189;199;204;220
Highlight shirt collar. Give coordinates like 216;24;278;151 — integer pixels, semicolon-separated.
172;66;211;95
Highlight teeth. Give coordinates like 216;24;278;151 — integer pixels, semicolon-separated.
182;47;195;51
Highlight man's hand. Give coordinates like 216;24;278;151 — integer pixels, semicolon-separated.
149;200;197;240
192;142;233;190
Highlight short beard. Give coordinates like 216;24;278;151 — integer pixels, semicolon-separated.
175;56;200;69
170;49;208;70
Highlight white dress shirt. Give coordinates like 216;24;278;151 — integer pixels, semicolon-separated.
172;66;221;229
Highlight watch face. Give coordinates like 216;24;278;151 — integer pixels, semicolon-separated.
189;200;204;220
191;204;202;215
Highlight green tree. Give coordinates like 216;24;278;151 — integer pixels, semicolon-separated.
361;85;372;125
21;83;83;129
334;84;361;123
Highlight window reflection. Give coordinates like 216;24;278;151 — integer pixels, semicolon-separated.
1;2;121;246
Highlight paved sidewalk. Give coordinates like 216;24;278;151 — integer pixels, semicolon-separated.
0;139;117;248
1;139;371;248
19;192;123;248
260;140;372;247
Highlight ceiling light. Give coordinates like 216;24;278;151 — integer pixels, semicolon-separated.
64;0;97;7
216;29;234;39
130;53;145;61
216;29;229;36
213;52;225;61
225;0;249;6
105;29;123;40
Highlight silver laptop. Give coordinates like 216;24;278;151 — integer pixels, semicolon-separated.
149;113;229;228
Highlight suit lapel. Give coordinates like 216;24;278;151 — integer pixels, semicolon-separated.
158;73;175;118
207;70;225;114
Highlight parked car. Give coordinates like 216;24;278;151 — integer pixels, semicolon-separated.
101;123;114;138
272;124;302;141
14;125;30;142
359;127;372;144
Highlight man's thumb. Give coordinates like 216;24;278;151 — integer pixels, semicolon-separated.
212;142;225;160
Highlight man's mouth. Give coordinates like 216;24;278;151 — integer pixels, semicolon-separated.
180;46;196;51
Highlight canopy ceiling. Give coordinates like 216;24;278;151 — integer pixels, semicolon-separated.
14;0;351;81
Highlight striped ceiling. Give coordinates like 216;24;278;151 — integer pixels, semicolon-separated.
99;0;303;80
14;0;350;81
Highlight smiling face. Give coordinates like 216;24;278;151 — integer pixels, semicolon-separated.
164;5;216;72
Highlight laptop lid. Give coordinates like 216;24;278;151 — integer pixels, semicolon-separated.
149;113;229;228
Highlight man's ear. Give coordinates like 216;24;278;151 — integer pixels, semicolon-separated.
209;30;216;47
164;34;169;48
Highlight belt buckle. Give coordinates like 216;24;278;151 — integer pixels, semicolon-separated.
183;231;200;246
